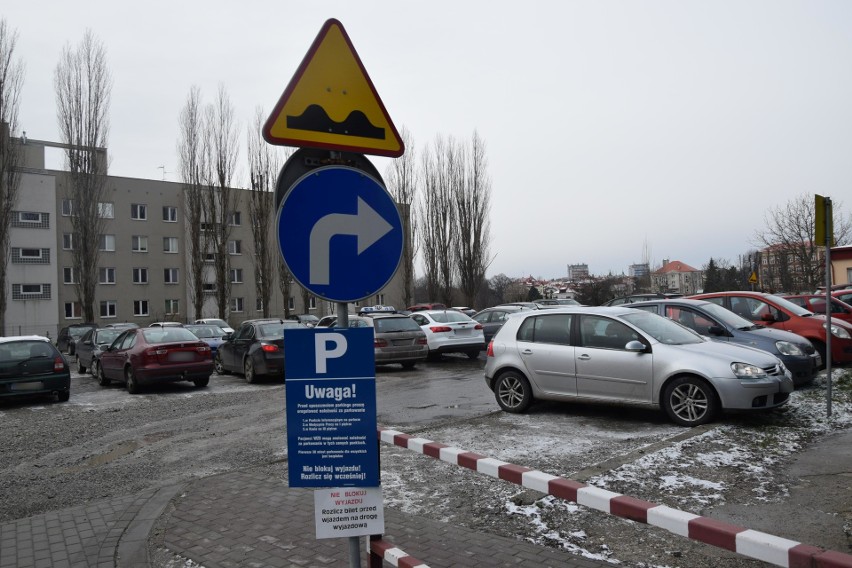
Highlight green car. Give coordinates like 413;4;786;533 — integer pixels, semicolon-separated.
0;336;71;403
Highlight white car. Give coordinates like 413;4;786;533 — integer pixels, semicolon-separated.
194;318;234;334
409;310;485;359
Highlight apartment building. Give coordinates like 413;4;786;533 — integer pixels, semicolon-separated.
6;136;408;336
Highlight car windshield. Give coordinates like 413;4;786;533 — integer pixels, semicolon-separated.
203;319;230;329
375;317;421;333
95;330;121;344
767;294;815;316
257;322;302;339
187;326;224;338
699;302;758;330
429;311;474;324
142;328;199;344
0;341;54;362
621;311;704;345
70;327;91;339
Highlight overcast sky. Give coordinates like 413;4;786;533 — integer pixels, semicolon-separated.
6;1;852;279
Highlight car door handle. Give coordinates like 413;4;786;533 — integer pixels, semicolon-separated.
521;349;533;355
578;354;591;360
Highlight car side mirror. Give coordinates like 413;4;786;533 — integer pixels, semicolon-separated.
760;313;776;323
708;325;726;336
625;340;647;352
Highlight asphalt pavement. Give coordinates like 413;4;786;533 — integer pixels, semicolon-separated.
2;430;852;567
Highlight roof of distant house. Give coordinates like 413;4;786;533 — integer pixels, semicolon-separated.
655;260;700;274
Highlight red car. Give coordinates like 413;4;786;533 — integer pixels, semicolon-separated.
835;289;852;306
97;327;213;394
784;294;852;325
689;291;852;366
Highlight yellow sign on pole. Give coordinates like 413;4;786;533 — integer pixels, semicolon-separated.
263;19;404;157
748;271;758;285
815;194;835;247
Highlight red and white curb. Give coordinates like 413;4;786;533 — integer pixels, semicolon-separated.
370;537;430;568
378;427;852;568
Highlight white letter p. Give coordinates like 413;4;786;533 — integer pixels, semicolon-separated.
315;333;347;374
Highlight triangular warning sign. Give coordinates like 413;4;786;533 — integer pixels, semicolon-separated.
263;19;404;158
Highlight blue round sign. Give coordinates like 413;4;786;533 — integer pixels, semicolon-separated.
277;166;403;303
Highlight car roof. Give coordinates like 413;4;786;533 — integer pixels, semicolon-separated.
627;298;712;308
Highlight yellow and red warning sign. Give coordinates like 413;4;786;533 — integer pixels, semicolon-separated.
263;19;404;157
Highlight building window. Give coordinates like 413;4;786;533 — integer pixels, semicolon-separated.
204;252;215;263
61;199;74;216
164;268;179;284
230;268;243;283
228;240;241;255
63;267;78;284
288;297;295;310
375;294;385;305
256;298;264;311
132;267;149;284
13;211;49;228
165;299;180;315
163;237;178;253
100;234;116;252
62;233;75;250
131;203;147;220
65;302;82;319
133;300;149;317
132;235;148;252
231;297;244;312
309;297;317;309
162;206;177;222
98;202;114;219
12;283;51;300
100;300;117;318
99;267;116;284
202;282;216;294
229;211;241;226
12;248;50;264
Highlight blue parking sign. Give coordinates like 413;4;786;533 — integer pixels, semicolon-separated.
285;327;379;487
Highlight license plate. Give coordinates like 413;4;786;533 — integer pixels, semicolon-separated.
168;351;194;362
393;339;411;346
12;381;43;391
454;328;471;335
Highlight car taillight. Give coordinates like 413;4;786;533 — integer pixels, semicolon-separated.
486;341;494;357
374;338;388;347
261;343;280;353
474;324;483;330
53;356;65;372
143;348;166;364
430;326;452;333
416;337;427;345
196;345;210;352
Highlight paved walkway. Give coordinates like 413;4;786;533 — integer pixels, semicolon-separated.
1;468;609;568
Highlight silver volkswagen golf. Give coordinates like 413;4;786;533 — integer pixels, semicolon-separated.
484;307;794;426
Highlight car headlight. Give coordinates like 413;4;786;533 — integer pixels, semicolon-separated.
827;324;851;339
775;341;804;356
731;362;768;379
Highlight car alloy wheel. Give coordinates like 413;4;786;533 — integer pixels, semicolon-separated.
663;376;718;427
125;366;140;394
495;371;533;413
96;361;110;386
214;353;230;375
244;358;257;384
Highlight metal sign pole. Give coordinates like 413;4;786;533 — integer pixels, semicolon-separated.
825;197;833;417
335;302;362;568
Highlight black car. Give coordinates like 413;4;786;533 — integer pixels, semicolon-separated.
75;327;124;375
214;319;306;383
56;323;98;355
0;336;71;403
472;305;530;345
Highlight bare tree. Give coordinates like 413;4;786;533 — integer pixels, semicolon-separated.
278;255;293;317
177;86;207;320
455;131;493;308
488;274;514;305
0;19;24;334
247;108;288;318
54;30;112;322
385;127;418;308
753;193;852;292
203;85;240;319
418;136;457;305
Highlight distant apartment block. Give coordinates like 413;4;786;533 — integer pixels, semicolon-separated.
567;263;589;281
651;260;703;295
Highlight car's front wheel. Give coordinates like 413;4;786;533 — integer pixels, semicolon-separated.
494;371;533;413
193;376;210;388
95;361;110;386
76;356;86;374
214;352;230;375
662;376;719;427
